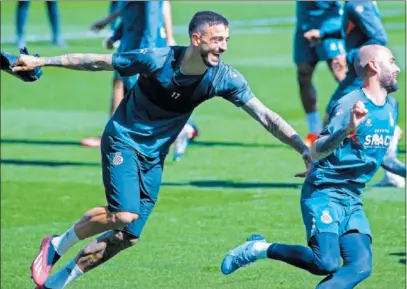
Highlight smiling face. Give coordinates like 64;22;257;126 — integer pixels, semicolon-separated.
375;48;400;93
188;11;230;67
194;24;229;67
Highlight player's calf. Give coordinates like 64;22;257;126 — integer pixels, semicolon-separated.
296;62;317;114
76;230;138;272
43;230;138;289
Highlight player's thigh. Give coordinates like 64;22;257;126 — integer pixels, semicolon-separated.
122;154;165;238
293;31;318;64
101;132;141;214
301;183;345;243
343;205;372;240
315;38;345;61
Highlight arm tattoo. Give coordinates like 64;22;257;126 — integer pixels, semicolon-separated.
381;156;406;177
312;127;351;160
243;97;308;154
40;54;114;71
76;230;137;272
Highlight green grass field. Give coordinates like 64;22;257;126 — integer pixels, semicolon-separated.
1;1;406;289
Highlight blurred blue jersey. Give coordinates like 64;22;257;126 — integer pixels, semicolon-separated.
295;1;343;37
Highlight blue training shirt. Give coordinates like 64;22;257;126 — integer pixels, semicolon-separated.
295;1;343;36
106;46;253;157
321;1;388;82
305;89;398;196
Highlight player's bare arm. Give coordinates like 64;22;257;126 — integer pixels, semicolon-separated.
12;53;114;72
242;97;309;156
312;101;368;161
381;156;406;178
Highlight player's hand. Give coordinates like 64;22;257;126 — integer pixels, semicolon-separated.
91;19;109;32
12;54;42;72
304;29;321;42
295;149;313;178
332;53;347;71
348;101;368;131
103;37;115;50
166;37;177;46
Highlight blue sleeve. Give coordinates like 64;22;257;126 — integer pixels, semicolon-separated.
139;1;160;48
319;2;344;39
346;2;388;64
319;22;343;40
216;67;254;107
112;47;169;77
111;20;123;42
320;101;351;137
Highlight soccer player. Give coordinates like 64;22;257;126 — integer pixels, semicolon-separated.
294;1;346;147
13;11;312;289
15;0;66;48
221;45;406;289
304;1;404;187
1;48;42;82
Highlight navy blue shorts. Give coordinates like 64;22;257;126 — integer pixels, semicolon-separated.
101;132;165;238
293;30;345;64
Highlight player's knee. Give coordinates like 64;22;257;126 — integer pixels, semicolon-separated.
315;256;341;275
352;257;373;283
121;231;139;247
113;211;139;227
296;63;314;85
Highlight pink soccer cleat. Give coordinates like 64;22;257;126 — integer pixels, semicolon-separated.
31;236;60;286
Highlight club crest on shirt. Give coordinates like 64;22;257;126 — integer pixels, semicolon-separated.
321;210;333;224
355;5;364;14
364;118;372;127
112;152;124;166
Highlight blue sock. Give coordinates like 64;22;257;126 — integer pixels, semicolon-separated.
16;1;30;39
306;111;322;134
267;233;341;276
267;243;317;272
46;1;60;40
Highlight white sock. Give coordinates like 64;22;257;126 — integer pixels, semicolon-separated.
51;226;80;256
45;260;83;289
252;241;272;260
306;111;322;134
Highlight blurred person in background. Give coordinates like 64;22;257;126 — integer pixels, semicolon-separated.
15;0;66;48
294;1;346;147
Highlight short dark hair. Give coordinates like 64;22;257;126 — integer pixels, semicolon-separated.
188;11;229;37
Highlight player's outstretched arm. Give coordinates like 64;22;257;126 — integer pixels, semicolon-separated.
12;53;114;72
381;156;406;178
242;97;309;155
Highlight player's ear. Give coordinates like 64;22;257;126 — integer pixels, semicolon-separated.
367;60;379;74
191;32;201;47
